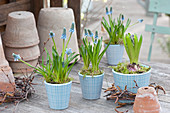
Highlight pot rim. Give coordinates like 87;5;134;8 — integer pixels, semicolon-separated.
44;80;72;86
112;64;151;76
78;71;104;77
104;44;124;46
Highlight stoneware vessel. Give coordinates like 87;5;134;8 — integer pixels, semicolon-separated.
3;11;39;48
105;44;124;65
0;35;15;101
133;86;161;113
44;81;72;110
37;8;80;63
78;72;104;99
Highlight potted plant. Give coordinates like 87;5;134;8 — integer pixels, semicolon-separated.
79;29;111;99
102;7;143;65
110;33;151;95
12;23;79;110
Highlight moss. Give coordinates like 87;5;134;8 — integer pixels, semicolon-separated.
104;39;124;45
46;77;73;84
80;68;104;76
109;62;151;74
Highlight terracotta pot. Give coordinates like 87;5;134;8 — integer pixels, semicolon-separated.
37;8;80;63
133;87;161;113
5;45;40;61
0;34;15;100
3;11;39;48
9;59;38;74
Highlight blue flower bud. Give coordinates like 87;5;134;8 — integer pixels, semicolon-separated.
110;7;113;14
62;62;65;68
95;31;98;39
12;53;21;61
121;15;124;21
106;7;109;15
69;22;74;33
138;19;143;23
84;29;88;36
49;31;55;38
61;27;66;40
88;29;93;37
65;48;72;55
94;39;98;45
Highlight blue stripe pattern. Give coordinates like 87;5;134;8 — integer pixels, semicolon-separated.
79;72;104;100
112;67;151;103
44;81;72;109
105;44;124;66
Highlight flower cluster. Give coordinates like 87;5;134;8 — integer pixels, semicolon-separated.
13;22;78;84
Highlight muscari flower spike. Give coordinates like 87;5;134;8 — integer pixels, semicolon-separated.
110;7;113;14
12;53;21;61
84;29;88;37
138;19;143;23
88;30;93;37
95;31;98;39
121;15;124;21
94;39;98;45
61;27;66;40
69;22;74;33
65;48;72;55
106;7;109;15
49;31;55;38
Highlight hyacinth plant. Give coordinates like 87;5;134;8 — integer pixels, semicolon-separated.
102;7;143;45
80;29;111;76
13;23;79;84
110;33;150;74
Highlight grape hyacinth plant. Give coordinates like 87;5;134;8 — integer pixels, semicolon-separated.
13;23;79;84
110;33;150;74
79;29;111;76
102;7;143;45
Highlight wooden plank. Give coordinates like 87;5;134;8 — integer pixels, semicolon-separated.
68;0;81;43
0;0;8;5
149;0;170;14
0;0;30;25
50;0;62;7
145;24;170;35
30;0;43;22
0;25;5;33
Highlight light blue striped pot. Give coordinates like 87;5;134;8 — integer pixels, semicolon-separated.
105;44;124;65
78;72;104;100
112;66;151;103
44;81;72;110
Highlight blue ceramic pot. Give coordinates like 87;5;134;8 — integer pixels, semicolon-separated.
112;66;151;93
79;72;104;100
105;44;124;65
112;66;151;103
44;81;72;110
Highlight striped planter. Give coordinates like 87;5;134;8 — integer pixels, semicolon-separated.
78;72;104;100
44;81;72;110
105;44;124;65
112;66;151;103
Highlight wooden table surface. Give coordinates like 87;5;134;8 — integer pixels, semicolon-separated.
1;57;170;113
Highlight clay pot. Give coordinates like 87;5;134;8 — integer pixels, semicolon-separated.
3;11;39;48
0;34;15;100
3;11;40;74
9;59;38;74
133;87;161;113
5;45;40;61
37;8;80;63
